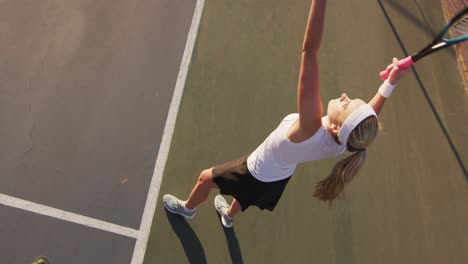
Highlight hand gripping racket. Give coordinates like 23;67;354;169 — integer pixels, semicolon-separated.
380;7;468;80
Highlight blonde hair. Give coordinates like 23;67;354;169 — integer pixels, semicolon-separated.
313;115;380;204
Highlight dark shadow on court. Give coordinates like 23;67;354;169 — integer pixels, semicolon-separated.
222;227;243;264
165;209;207;264
216;212;244;264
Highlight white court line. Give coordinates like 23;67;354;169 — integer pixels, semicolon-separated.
130;0;205;263
0;193;139;238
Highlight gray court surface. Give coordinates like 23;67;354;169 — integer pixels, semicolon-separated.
0;205;135;263
1;0;196;262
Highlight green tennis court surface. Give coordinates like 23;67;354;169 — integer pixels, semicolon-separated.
144;0;468;263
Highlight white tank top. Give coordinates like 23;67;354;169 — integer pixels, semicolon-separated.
247;114;347;182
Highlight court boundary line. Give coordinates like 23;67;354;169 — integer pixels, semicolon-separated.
0;193;139;238
130;0;205;263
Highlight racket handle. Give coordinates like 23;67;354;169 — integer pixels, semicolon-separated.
379;56;414;80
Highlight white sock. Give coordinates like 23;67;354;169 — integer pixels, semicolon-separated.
181;201;195;212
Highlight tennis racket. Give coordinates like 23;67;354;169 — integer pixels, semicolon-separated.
380;7;468;80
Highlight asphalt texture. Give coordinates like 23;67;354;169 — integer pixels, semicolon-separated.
1;0;196;262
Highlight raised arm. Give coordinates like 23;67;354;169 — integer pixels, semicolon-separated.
368;58;409;114
296;0;327;132
368;92;386;115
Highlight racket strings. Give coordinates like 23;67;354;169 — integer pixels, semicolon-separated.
450;16;468;38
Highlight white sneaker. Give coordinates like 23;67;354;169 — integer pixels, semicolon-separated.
214;195;233;228
163;194;196;219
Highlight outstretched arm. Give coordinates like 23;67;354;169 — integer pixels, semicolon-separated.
297;0;327;132
368;58;409;114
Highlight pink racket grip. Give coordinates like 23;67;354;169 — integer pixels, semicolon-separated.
379;56;414;80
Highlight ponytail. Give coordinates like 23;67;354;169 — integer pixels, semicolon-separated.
313;115;379;204
313;150;366;204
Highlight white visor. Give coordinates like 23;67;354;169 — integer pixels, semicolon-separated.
337;104;377;145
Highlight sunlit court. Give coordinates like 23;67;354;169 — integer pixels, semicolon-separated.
1;0;467;263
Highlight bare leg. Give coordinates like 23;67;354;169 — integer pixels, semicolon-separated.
226;198;241;218
184;168;218;209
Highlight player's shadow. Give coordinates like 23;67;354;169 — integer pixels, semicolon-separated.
216;212;244;264
164;209;207;264
222;226;243;264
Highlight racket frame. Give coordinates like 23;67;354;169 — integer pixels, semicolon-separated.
380;7;468;79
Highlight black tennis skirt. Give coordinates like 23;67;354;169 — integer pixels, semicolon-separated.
211;154;291;212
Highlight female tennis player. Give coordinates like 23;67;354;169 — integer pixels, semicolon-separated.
163;0;409;228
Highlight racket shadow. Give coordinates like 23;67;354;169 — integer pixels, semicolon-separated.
164;208;207;264
216;211;244;264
